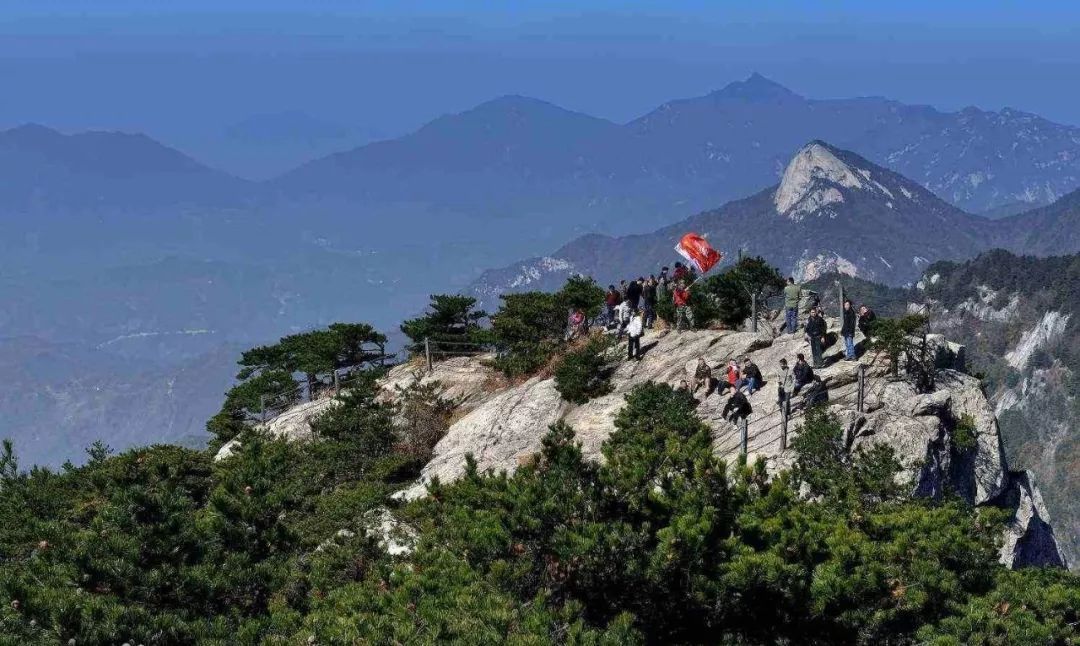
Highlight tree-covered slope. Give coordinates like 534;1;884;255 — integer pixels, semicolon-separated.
1;376;1077;644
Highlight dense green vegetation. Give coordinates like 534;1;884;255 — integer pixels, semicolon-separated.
207;323;390;446
488;275;605;377
400;294;489;356
2;371;1077;644
554;336;616;404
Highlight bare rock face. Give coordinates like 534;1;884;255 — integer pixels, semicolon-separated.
379;355;499;410
400;317;1065;568
995;471;1068;569
400;377;570;499
214;397;339;461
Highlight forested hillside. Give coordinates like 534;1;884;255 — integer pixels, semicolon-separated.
1;275;1078;643
2;378;1077;644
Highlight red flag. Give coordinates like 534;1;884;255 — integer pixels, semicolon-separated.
674;233;723;274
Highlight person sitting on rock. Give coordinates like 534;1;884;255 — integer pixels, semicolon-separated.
691;357;715;395
722;359;740;395
792;353;815;395
738;357;762;394
722;388;753;424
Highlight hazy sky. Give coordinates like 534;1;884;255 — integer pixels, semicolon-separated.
3;1;1079;177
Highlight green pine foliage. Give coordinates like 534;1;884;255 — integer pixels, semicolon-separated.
400;294;489;356
554;336;615;404
0;337;1077;643
489;275;607;377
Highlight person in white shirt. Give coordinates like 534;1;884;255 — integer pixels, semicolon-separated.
614;299;633;338
626;309;644;360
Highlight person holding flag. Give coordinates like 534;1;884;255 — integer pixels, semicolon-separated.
674;232;723;278
670;233;723;332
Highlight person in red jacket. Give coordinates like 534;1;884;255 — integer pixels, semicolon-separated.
672;280;694;332
672;262;689;282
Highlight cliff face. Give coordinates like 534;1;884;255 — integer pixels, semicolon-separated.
215;312;1067;569
397;317;1067;569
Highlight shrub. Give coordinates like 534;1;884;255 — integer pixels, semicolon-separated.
702;256;786;328
400;294;489;357
554;336;615;404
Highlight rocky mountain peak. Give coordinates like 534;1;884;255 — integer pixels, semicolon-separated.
773;140;919;221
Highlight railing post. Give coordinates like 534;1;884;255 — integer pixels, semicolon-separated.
780;399;789;451
740;417;748;456
751;293;758;333
836;280;845;315
424;337;433;373
857;363;866;413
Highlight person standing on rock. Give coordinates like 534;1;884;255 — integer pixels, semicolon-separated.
642;276;658;328
777;358;795;411
673;262;689;282
804;307;827;368
673;280;694;332
841;299;858;361
783;277;802;334
615;298;633;339
626;276;643;310
657;267;670;303
626;308;644;360
604;285;621;326
858;304;877;337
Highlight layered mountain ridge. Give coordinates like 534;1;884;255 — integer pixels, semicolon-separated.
470;140;1080;301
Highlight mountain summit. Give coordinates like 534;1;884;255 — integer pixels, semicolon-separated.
710;72;803;102
471;140;997;297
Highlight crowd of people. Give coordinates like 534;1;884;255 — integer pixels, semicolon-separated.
571;267;879;435
589;262;697;359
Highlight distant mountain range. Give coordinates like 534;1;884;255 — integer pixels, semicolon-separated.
4;74;1080;466
0;124;250;211
470;141;1080;297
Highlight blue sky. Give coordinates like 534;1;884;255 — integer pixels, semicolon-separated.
3;1;1078;177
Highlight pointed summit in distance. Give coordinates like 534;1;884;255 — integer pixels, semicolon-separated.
709;72;802;102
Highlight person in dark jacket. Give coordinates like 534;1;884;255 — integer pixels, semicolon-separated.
782;277;801;334
792;353;815;395
626;277;643;309
722;389;753;423
858;305;877;336
804;307;827;368
642;277;658;328
840;299;857;360
738;357;762;394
